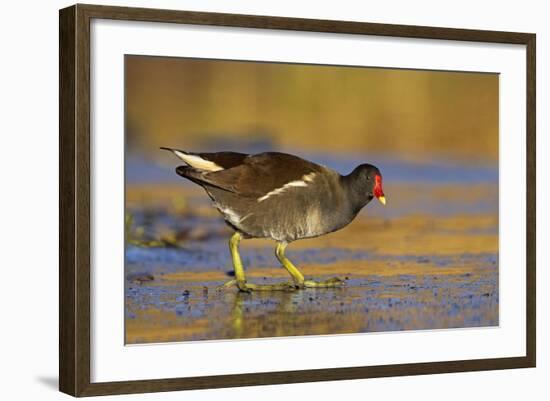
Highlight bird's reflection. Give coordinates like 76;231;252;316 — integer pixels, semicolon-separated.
228;288;307;338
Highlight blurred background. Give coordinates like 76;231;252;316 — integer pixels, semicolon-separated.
124;55;499;344
125;55;498;163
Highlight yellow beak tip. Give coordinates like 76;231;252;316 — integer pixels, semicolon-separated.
378;196;386;206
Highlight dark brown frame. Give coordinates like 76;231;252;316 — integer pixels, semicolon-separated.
59;3;536;397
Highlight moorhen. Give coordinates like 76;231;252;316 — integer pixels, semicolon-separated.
162;148;386;292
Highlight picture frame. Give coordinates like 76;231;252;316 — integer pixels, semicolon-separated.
59;3;536;397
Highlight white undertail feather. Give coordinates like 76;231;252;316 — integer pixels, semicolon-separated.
257;172;316;202
217;205;250;229
173;150;224;172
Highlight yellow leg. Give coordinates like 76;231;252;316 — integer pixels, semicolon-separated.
220;232;297;292
275;242;345;288
275;242;304;283
229;232;246;283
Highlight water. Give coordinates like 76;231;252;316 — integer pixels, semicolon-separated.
124;152;498;344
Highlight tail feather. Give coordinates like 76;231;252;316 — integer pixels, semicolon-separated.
175;165;236;193
160;147;224;172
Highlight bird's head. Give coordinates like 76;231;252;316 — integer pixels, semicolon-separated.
347;164;386;206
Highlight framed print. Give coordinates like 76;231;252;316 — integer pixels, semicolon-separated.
59;4;536;397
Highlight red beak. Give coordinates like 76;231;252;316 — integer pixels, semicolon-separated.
374;175;386;205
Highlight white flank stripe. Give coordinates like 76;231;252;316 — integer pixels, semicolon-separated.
303;172;316;182
257;172;316;202
173;150;224;172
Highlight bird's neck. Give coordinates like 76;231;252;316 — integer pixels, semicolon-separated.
340;173;373;215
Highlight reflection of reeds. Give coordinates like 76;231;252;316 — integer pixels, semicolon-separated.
125;212;178;248
126;56;498;162
126;183;236;249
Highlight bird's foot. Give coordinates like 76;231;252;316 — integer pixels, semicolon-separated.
237;280;300;292
218;279;238;289
218;279;299;292
301;277;346;288
218;277;345;291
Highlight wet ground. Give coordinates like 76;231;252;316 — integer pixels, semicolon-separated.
125;154;499;344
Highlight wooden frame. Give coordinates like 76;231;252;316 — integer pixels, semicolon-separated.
59;3;536;397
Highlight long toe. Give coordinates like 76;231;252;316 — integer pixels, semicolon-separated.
325;277;346;285
219;280;299;292
245;281;299;292
237;280;253;293
217;279;237;290
303;277;346;288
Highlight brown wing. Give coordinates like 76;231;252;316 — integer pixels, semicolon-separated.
200;152;326;198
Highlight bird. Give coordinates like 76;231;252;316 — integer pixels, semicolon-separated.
161;147;386;292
